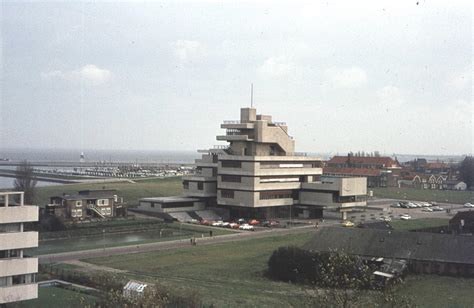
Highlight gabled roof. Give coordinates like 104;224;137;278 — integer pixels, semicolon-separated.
327;156;399;167
323;167;381;177
303;227;474;265
450;211;474;224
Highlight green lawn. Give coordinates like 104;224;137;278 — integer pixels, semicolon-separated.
13;286;98;308
372;187;474;204
390;218;450;231
82;230;474;307
34;176;183;205
84;232;317;307
394;275;474;308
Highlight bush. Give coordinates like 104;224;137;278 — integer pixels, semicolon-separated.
268;246;374;289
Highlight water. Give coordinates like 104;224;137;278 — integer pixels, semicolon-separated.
0;177;62;189
0;148;199;164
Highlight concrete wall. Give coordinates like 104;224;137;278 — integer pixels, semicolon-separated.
0;232;38;251
0;258;37;277
138;200;205;213
0;283;38;304
183;181;217;197
0;206;38;224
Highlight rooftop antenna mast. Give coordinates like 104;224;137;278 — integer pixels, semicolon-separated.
251;83;254;108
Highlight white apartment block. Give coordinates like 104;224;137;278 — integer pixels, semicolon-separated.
0;192;39;306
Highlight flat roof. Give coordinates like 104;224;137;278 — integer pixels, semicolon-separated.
139;196;199;203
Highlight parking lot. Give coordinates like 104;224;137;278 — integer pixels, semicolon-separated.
342;198;472;224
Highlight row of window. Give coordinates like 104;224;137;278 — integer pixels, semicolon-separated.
0;223;21;233
101;208;112;216
259;190;295;200
219;190;296;200
73;199;109;207
183;181;204;190
71;209;83;217
0;274;36;287
0;249;21;259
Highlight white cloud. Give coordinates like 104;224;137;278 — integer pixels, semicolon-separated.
257;56;294;78
447;71;471;90
376;85;404;107
324;66;367;88
41;65;112;85
171;40;205;63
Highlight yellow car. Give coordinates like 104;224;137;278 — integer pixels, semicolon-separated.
342;221;355;227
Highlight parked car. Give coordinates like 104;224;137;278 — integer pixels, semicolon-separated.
269;220;280;227
391;203;401;208
421;208;433;212
432;207;444;212
261;220;270;227
200;220;211;226
342;221;355;227
400;214;411;220
190;219;200;224
378;216;392;222
229;223;240;229
249;219;260;226
238;218;246;224
222;222;230;228
212;221;224;227
464;203;474;208
239;224;255;231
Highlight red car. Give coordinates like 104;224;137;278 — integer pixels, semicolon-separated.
249;219;260;226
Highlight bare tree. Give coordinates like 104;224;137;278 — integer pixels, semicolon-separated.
14;160;37;204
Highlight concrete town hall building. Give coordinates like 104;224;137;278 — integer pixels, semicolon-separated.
139;107;367;220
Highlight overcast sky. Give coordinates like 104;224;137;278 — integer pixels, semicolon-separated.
0;0;472;155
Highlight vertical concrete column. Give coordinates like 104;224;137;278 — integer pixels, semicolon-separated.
341;211;347;220
5;193;9;207
20;192;24;206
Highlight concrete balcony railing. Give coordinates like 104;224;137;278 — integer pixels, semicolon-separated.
0;206;38;224
0;231;38;250
0;283;38;304
0;258;38;277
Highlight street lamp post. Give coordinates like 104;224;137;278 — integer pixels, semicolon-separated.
102;229;105;250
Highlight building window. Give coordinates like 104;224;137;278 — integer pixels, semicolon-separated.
259;190;293;200
98;199;109;206
221;175;241;183
183;181;189;189
220;190;234;199
221;161;242;168
0;223;21;233
198;182;204;190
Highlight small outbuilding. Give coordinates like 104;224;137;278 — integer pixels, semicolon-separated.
123;280;148;299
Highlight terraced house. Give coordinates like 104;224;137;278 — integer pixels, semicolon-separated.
0;192;39;306
140;107;367;220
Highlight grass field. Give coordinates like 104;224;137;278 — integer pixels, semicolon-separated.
84;232;317;307
82;230;474;307
372;187;474;204
34;176;183;205
390;218;450;231
393;275;474;308
14;286;98;308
